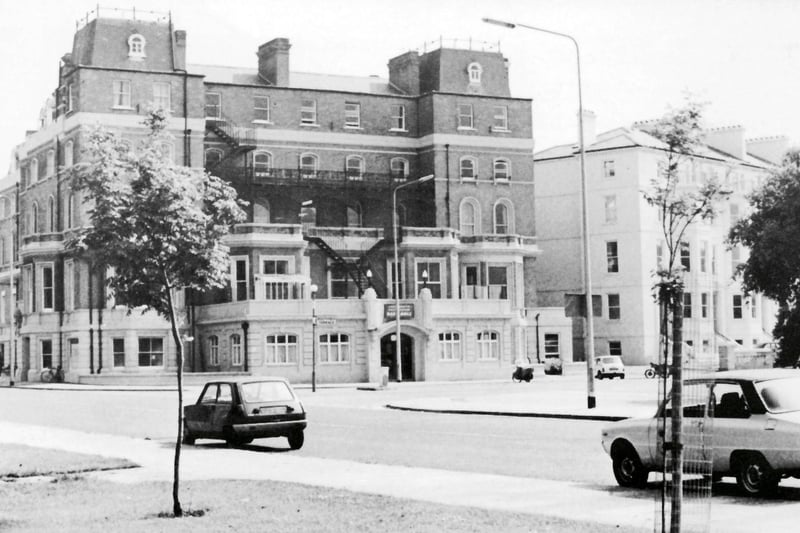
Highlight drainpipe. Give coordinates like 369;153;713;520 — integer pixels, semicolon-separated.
445;144;451;227
242;321;249;372
88;265;94;374
97;280;103;374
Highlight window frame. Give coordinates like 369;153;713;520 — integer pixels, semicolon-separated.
230;334;243;366
459;156;477;180
253;151;273;177
39;263;54;312
127;34;146;59
603;160;616;178
41;339;53;369
113;338;125;368
459;198;479;236
265;333;298;364
345;155;365;180
493;201;511;234
204;148;223;168
606;241;619;273
138;337;164;367
438;332;462;361
390;104;406;131
205;92;221;119
300;99;318;125
608;293;621;320
477;330;500;360
390;157;409;180
492;105;509;131
319;333;350;364
467;62;483;84
733;294;743;319
112;80;132;109
457;103;474;129
253;94;271;123
604;195;617;224
231;256;249;302
544;333;560;359
152;82;171;112
344;102;361;128
299;153;318;178
493;158;510;182
415;260;444;298
208;335;220;366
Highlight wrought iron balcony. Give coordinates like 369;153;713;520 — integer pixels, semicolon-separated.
216;166;411;189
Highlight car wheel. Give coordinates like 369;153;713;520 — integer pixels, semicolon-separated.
288;430;304;450
620;374;625;379
596;372;603;379
224;427;240;447
644;368;656;379
736;453;779;496
612;442;648;488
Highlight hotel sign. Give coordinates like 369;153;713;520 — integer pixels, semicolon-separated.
384;303;414;321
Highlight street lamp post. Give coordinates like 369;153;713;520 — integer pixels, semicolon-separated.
483;17;596;408
392;174;434;382
310;284;318;392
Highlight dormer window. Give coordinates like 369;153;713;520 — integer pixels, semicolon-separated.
128;34;146;59
468;62;483;84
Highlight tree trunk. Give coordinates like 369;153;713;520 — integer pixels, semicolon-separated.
166;284;184;517
670;293;684;533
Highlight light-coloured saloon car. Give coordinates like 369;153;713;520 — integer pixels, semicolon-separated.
601;369;800;495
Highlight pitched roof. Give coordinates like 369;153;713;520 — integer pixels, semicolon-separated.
189;64;400;95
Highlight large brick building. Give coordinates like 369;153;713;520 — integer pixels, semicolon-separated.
0;9;571;385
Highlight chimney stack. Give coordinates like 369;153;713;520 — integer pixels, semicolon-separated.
746;136;789;165
388;51;420;95
579;109;597;147
173;30;187;71
702;126;746;160
257;38;291;86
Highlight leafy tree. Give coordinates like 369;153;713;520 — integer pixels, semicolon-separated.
69;110;246;516
641;99;730;532
729;149;800;366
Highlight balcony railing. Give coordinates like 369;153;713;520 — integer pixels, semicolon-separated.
220;167;410;189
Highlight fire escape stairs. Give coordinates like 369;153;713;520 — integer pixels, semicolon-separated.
304;235;380;297
206;113;257;169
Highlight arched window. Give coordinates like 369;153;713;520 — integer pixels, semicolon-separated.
395;203;407;226
459;157;477;180
46;150;55;176
493;159;511;181
299;153;318;178
254;197;270;223
0;196;7;218
319;333;350;363
0;237;5;265
128;34;146;59
345;155;364;180
230;334;242;366
204;148;223;168
459;198;480;236
477;330;500;360
208;335;219;366
467;62;483;84
30;202;39;234
494;200;514;234
253;151;272;177
48;196;55;232
347;202;362;227
30;159;39;184
64;140;74;167
390;157;409;180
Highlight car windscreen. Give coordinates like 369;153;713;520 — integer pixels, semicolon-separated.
755;377;800;413
241;381;295;403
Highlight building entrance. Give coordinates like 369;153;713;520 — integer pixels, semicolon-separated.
380;333;414;381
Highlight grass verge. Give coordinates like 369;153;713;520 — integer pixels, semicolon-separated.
0;476;647;533
0;443;137;478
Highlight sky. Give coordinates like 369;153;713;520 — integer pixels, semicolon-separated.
1;0;799;173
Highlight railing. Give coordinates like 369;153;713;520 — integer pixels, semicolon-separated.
206;112;256;150
418;37;501;54
224;167;410;188
76;6;170;30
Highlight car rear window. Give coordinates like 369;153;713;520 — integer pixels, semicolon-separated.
756;377;800;413
241;381;295;403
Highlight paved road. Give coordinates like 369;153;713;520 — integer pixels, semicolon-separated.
3;377;800;531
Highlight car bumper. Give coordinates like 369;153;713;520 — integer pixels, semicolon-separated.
232;419;307;438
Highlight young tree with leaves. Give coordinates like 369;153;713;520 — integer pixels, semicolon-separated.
68;110;246;516
729;149;800;366
641;100;730;532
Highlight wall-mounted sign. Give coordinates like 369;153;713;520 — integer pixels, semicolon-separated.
317;318;337;326
384;303;414;321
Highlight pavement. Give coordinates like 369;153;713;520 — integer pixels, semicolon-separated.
3;368;800;531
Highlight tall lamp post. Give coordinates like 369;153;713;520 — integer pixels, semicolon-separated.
483;17;596;408
310;284;318;392
392;174;434;382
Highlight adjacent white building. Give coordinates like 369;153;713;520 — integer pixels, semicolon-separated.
534;117;785;365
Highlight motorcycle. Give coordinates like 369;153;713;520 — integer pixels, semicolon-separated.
644;362;672;379
512;357;534;383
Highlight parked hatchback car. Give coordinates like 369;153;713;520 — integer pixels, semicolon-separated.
183;378;307;449
601;369;800;495
595;355;625;379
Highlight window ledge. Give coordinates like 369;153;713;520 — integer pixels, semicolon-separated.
491;127;511;133
112;106;135;111
344;125;363;130
300;122;320;128
252;120;273;125
494;178;510;184
457;126;477;132
389;128;408;133
265;362;299;366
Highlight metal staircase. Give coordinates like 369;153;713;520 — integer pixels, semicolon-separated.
206;112;257;168
303;235;381;298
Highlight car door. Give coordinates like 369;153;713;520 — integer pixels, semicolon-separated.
185;383;220;436
710;381;756;473
207;383;234;436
